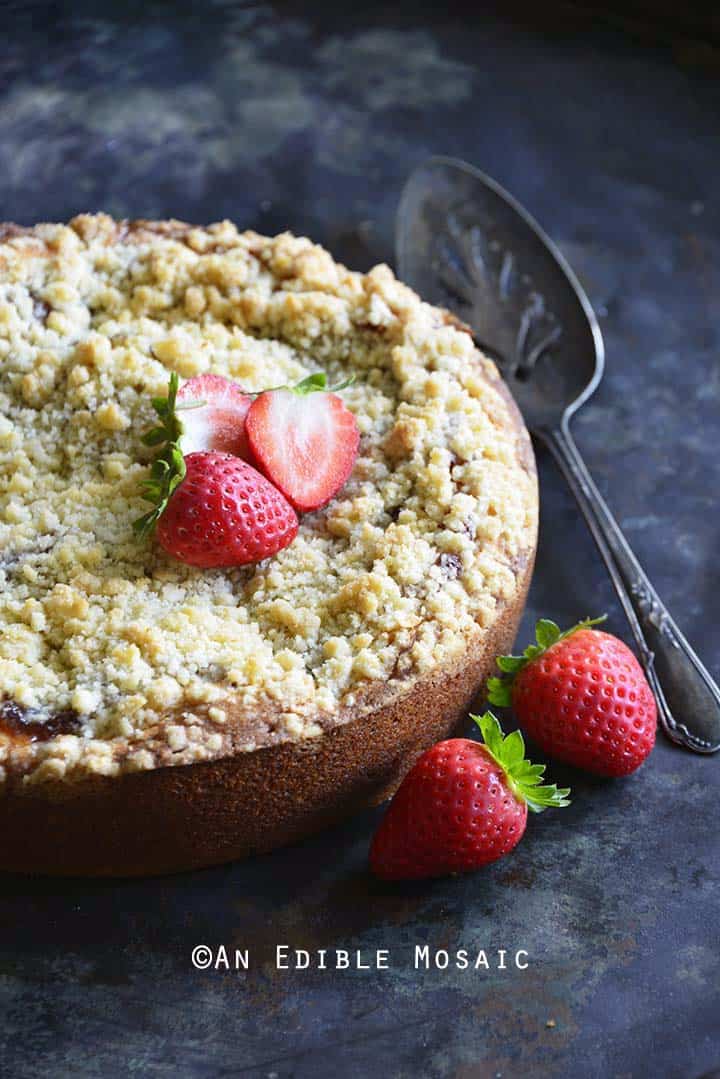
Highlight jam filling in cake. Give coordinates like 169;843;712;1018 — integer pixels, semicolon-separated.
0;215;536;785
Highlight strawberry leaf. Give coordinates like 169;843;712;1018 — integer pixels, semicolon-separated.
487;676;512;708
477;710;504;759
142;427;169;447
502;728;525;767
292;371;355;396
327;375;355;393
133;372;187;539
535;619;561;648
259;371;356;398
487;615;607;705
472;711;571;813
496;654;525;673
294;372;328;394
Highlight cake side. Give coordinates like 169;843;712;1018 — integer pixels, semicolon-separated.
0;548;533;876
0;215;537;789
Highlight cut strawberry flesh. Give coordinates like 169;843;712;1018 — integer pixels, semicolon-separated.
246;388;360;512
177;374;253;461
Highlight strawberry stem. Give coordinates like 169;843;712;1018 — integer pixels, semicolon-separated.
472;711;571;813
133;372;187;538
259;371;356;397
487;615;607;708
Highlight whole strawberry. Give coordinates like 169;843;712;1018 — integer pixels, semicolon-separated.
156;451;298;567
370;712;569;881
488;618;656;777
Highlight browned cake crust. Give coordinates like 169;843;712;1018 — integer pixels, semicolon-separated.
0;215;537;875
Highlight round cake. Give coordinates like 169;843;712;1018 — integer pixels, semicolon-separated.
0;215;538;876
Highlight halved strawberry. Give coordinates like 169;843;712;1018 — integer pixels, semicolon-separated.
177;374;253;460
245;373;360;512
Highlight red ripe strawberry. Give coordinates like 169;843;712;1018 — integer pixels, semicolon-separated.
488;618;657;777
134;375;298;567
176;373;253;461
155;451;298;568
370;712;570;881
246;373;360;512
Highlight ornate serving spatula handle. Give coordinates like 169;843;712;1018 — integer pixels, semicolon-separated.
539;418;720;754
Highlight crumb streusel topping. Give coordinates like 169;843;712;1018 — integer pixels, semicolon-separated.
0;214;536;785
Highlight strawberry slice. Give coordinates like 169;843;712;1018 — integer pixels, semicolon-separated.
177;374;253;461
245;374;360;512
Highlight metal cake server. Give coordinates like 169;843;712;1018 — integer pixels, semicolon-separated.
396;155;720;754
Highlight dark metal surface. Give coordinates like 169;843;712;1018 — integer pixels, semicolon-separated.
397;155;720;753
1;4;719;1077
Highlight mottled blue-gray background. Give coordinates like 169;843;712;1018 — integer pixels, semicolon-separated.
1;4;718;1077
